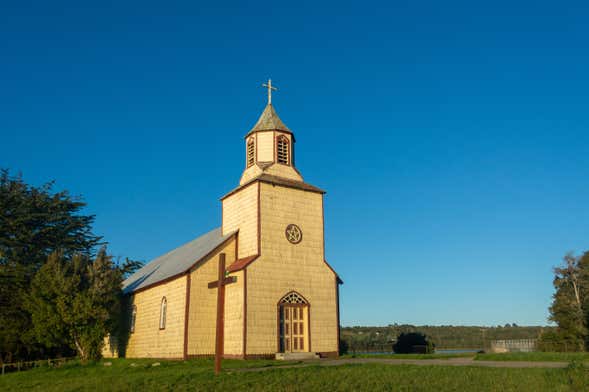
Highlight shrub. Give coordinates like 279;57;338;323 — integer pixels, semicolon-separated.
339;338;349;355
393;332;435;354
537;330;585;352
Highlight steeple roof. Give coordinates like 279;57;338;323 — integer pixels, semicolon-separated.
247;103;292;136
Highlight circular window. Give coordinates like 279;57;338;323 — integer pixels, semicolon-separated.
285;224;303;244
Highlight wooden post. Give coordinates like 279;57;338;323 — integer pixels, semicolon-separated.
207;253;237;375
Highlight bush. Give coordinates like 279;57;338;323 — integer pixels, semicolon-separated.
339;338;349;355
393;332;435;354
537;331;585;352
565;359;589;389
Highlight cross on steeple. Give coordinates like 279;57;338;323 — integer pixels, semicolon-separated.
262;79;277;104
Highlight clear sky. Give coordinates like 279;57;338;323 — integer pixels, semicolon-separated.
2;0;588;327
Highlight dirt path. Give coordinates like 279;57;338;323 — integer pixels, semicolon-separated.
233;357;570;373
322;357;569;368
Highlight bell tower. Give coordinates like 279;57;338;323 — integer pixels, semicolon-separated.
222;79;326;260
239;79;303;185
220;81;340;357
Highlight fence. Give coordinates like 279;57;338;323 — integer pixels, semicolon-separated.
490;339;536;353
348;344;394;354
1;357;75;376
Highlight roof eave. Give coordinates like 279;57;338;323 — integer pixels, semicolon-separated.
324;259;343;284
244;128;295;141
220;175;325;201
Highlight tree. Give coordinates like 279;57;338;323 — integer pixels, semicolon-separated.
547;252;589;351
0;169;102;362
393;332;435;354
26;248;125;361
0;170;102;270
578;252;589;338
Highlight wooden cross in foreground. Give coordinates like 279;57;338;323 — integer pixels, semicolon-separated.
207;253;237;375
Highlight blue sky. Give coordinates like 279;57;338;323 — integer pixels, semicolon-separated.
2;0;588;326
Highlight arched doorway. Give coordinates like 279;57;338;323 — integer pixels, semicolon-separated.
278;291;310;353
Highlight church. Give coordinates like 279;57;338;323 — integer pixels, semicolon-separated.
103;82;342;359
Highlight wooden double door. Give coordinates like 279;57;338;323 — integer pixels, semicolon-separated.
279;305;308;352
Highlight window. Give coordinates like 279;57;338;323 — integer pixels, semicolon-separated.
159;297;167;330
130;305;137;333
277;135;289;165
247;138;255;167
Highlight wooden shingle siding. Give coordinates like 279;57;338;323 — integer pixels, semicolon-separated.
186;238;236;356
246;183;338;355
222;182;258;258
224;269;244;355
256;131;274;162
125;277;187;358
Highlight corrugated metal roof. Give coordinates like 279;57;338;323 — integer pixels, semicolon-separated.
122;227;236;294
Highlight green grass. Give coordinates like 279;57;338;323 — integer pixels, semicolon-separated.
1;358;588;391
342;352;474;360
475;352;589;362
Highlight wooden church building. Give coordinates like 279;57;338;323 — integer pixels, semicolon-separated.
104;83;342;359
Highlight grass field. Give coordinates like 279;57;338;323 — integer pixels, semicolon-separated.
475;352;589;362
1;358;588;391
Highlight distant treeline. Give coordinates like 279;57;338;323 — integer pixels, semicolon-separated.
341;324;554;352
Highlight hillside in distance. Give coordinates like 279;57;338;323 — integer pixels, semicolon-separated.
341;324;554;352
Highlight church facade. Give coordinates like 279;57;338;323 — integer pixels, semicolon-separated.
104;90;341;359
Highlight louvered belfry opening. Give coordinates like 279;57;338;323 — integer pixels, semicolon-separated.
247;137;255;167
276;135;289;165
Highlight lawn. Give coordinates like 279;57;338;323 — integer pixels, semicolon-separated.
475;352;589;362
1;358;588;391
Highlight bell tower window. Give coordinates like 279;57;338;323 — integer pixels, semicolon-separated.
247;138;255;167
277;135;290;165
